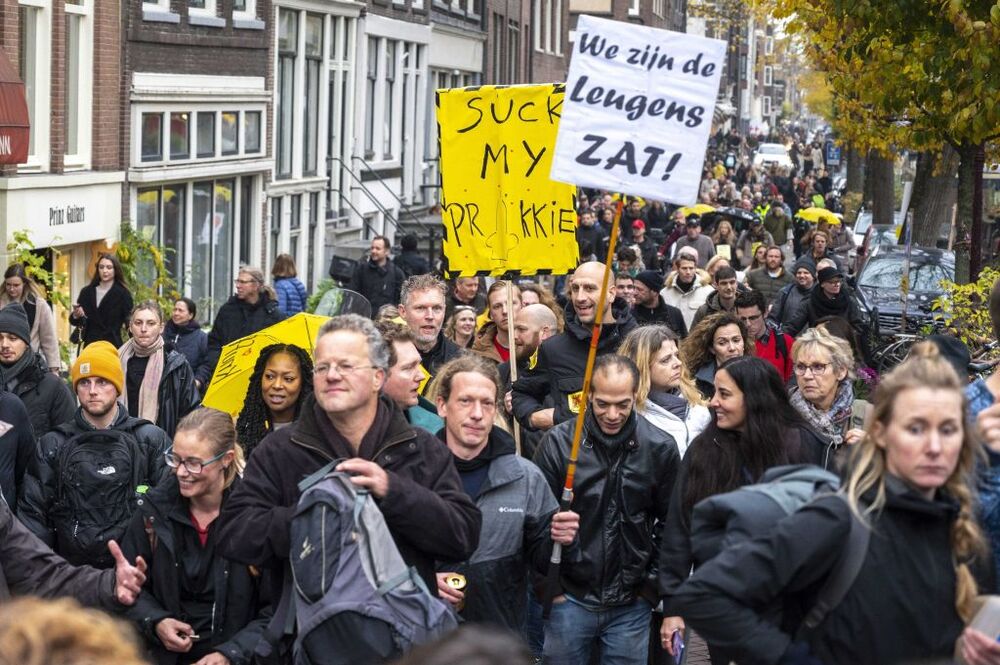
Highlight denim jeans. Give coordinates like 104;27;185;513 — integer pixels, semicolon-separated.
542;595;651;665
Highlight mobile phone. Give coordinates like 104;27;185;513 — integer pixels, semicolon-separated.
672;630;685;665
967;379;996;418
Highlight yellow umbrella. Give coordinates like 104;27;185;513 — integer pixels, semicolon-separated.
202;312;330;417
796;207;841;225
677;204;717;217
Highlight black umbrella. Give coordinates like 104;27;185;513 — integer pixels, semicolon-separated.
713;206;758;234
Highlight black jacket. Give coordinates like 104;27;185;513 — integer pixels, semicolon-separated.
217;394;481;601
420;334;465;379
658;426;830;603
129;349;199;439
512;298;638;428
576;224;608;258
670;479;976;665
121;476;270;665
533;413;680;607
395;250;431;278
632;297;688;336
162;320;210;386
2;352;76;439
71;282;134;348
18;405;172;562
204;294;286;387
0;391;34;509
348;258;406;314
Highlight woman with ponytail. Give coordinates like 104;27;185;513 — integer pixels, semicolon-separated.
669;346;1000;665
121;408;269;665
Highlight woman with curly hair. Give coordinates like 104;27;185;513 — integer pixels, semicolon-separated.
235;343;313;458
619;325;710;458
680;312;754;400
669;350;999;665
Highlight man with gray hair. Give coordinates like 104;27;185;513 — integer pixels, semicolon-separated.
399;273;465;379
219;314;481;654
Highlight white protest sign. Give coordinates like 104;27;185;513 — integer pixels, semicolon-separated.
551;15;726;205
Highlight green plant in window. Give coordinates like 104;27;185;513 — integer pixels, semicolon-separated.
116;221;180;314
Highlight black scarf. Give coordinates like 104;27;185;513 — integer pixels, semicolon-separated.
439;428;516;472
585;409;638;449
810;284;849;318
675;277;695;293
1;350;39;393
648;389;689;419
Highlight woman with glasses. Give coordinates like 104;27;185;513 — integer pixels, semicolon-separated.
119;301;200;439
788;328;865;466
122;407;269;665
0;263;60;371
657;356;829;664
235;343;314;459
444;306;477;349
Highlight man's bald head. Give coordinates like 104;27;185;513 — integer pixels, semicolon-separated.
514;304;559;361
570;261;615;325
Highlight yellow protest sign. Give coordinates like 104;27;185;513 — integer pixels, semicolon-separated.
437;84;578;277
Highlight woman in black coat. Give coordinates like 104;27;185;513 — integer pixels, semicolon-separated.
70;253;133;348
657;356;829;664
122;408;269;665
669;348;1000;665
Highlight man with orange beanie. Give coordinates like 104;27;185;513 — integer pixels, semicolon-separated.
18;341;172;569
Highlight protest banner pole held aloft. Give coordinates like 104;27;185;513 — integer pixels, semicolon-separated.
542;199;623;620
506;278;521;456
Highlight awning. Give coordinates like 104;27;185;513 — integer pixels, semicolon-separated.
0;48;30;165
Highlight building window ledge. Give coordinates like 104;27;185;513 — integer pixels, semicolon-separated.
142;8;181;23
189;14;226;27
233;17;264;30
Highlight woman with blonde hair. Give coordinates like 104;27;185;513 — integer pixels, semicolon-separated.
709;220;738;263
122;407;269;665
670;350;1000;665
680;312;755;399
444;305;477;349
619;325;710;457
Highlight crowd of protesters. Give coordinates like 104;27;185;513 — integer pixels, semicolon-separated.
0;124;1000;665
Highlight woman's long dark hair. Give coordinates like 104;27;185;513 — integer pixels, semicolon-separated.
682;356;808;520
88;253;128;289
235;344;314;458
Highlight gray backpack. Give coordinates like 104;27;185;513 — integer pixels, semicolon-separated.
286;464;458;665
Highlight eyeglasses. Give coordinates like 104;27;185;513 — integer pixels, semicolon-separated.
314;361;375;377
793;362;831;376
164;447;227;474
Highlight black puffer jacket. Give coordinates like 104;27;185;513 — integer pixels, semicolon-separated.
162;320;209;386
204;295;286;387
512;298;637;428
670;478;979;665
533;412;680;607
2;352;76;439
126;349;199;439
121;476;270;665
18;405;172;564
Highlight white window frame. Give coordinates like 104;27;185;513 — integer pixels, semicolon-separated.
466;0;479;17
628;0;639;16
131;103;267;168
64;0;93;170
763;96;772;117
653;0;664;17
412;0;424;9
188;0;216;18
764;65;773;86
765;36;774;55
232;0;257;23
18;0;51;173
142;0;170;8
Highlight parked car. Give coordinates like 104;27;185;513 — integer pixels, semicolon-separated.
851;209;904;249
752;143;793;169
853;224;901;274
852;246;954;336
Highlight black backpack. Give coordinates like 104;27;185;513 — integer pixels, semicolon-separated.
50;420;151;568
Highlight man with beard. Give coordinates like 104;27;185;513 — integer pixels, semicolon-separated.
19;341;171;567
692;266;740;329
631;271;687;336
745;245;794;306
499;304;558;459
660;251;713;331
512;262;637;431
434;355;577;631
398;274;465;382
472;281;522;365
349;236;407;315
0;302;74;437
769;258;817;332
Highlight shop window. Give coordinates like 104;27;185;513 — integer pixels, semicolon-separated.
244;111;261;154
170;112;190;160
196;112;215;158
137;184;186;289
141;113;163;162
191;179;236;319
